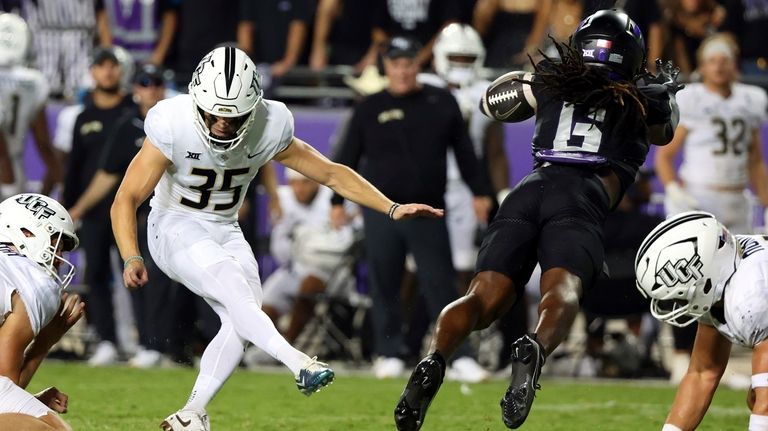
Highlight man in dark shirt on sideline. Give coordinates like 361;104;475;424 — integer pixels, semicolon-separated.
63;46;135;366
331;36;492;379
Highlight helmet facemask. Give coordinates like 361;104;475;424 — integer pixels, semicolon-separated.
193;105;258;153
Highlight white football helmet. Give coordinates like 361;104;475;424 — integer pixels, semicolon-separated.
188;46;263;153
0;194;79;288
0;13;31;67
433;23;486;87
635;211;739;327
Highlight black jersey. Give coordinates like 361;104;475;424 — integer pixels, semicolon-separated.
529;75;650;193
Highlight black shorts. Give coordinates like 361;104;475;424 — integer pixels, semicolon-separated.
476;164;611;292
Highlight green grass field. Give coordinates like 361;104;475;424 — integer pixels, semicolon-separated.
28;362;747;430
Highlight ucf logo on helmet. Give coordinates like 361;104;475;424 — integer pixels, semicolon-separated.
15;195;56;219
655;254;704;287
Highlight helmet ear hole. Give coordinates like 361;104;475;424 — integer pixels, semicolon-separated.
702;279;712;294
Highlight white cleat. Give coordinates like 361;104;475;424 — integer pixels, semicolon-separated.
160;409;210;431
129;349;163;369
88;341;118;367
373;357;405;379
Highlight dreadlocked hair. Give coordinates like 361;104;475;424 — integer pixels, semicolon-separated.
515;37;647;123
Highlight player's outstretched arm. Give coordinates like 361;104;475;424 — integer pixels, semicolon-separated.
0;294;35;386
20;293;84;391
664;323;731;431
111;138;170;289
273;137;444;220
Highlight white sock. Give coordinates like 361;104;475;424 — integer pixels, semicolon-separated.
267;335;310;376
185;374;223;412
185;321;245;411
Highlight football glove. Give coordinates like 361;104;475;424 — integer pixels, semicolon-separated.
646;59;685;95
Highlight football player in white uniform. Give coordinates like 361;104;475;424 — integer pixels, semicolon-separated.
0;14;63;199
636;211;768;431
656;34;768;234
111;46;443;431
0;193;82;431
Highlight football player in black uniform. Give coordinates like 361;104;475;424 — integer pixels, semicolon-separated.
394;9;682;431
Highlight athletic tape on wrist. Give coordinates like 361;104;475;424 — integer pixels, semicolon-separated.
750;414;768;431
753;373;768;388
661;424;683;431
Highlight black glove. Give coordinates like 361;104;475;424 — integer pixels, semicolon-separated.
644;59;684;95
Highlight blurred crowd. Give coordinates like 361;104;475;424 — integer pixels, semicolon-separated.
1;0;767;386
0;0;767;101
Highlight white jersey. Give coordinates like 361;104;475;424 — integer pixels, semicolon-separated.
145;94;294;222
699;235;768;347
0;245;60;336
0;66;48;158
677;83;768;188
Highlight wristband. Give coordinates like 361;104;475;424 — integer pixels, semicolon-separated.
752;373;768;388
388;203;401;220
661;424;683;431
123;255;144;269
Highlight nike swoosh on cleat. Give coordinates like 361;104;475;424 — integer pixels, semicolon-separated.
175;415;192;427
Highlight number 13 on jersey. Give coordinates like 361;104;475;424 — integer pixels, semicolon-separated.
553;104;606;153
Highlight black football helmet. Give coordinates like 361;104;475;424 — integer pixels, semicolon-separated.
573;9;645;79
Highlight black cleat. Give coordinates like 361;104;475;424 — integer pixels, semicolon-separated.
394;354;446;431
500;333;545;429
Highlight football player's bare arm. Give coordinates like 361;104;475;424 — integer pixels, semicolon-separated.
654;125;688;186
748;129;768;207
259;161;282;221
19;293;83;391
665;323;731;431
69;170;120;221
273;137;444;219
111;138;170;288
30;109;63;196
0;293;36;386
